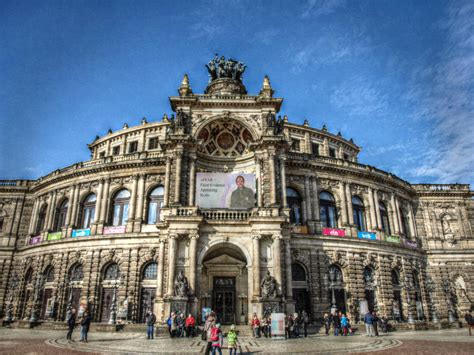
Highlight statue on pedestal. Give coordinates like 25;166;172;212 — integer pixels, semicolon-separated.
261;271;277;298
174;270;189;297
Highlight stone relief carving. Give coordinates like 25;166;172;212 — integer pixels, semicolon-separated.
174;270;189;297
291;249;310;266
261;271;277;298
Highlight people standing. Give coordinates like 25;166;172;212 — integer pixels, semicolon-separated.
323;313;331;336
252;314;261;338
227;324;239;355
465;311;473;336
145;310;156;340
170;312;178;338
210;323;223;355
177;313;185;337
79;310;92;342
66;307;77;342
340;314;348;336
332;312;340;336
372;311;379;337
302;310;309;338
204;311;216;355
287;314;294;339
364;311;374;337
185;313;195;338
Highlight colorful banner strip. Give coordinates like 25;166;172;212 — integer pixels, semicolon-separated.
103;225;126;235
47;232;62;241
322;228;346;237
72;228;91;237
358;231;377;240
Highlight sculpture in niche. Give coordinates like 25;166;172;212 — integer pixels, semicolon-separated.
174;270;189;297
261;271;277;298
441;214;456;244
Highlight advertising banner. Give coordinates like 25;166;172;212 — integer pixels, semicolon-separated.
358;231;377;240
103;226;126;235
405;240;418;248
72;228;91;237
47;232;62;241
386;235;400;244
195;173;256;209
322;228;346;237
271;313;285;338
29;235;42;245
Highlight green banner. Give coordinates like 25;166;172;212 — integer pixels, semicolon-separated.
386;235;400;244
47;232;62;241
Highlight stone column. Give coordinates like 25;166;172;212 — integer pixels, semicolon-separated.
284;239;293;300
174;148;183;205
390;194;400;235
268;150;276;205
99;178;110;223
279;156;287;207
408;204;417;238
94;179;104;225
188;234;199;295
311;177;320;221
339;182;348;226
255;156;263;207
164;156;171;206
395;197;403;235
64;185;75;227
368;188;377;230
46;190;57;230
304;176;312;222
374;190;381;229
272;235;282;295
323;137;329;156
188;155;196;206
28;198;39;235
127;175;138;232
252;235;261;297
156;239;166;298
167;235;178;296
346;183;354;225
135;174;146;223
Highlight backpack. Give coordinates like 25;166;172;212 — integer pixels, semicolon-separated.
210;326;219;341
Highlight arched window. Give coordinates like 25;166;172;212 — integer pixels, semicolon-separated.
81;193;96;229
287;187;302;224
44;266;55;282
363;267;374;285
147;186;164;224
391;269;400;286
54;200;69;231
320;191;337;228
399;208;410;238
328;265;344;283
25;268;33;285
69;264;84;281
104;263;120;280
379;202;391;234
292;263;306;281
352;196;365;231
412;271;420;288
112;189;130;226
142;262;157;280
36;205;48;235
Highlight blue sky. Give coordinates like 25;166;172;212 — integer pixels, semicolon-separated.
1;0;473;186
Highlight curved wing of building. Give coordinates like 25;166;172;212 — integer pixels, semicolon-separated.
0;57;472;327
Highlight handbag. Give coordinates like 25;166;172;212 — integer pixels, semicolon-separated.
201;330;207;341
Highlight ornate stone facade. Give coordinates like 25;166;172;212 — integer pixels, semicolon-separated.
0;58;472;327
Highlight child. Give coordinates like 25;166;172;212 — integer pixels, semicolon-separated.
227;324;239;355
210;323;223;355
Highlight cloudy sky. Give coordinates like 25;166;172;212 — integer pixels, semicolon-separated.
1;0;473;186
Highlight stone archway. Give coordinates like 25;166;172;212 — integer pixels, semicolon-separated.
199;242;249;325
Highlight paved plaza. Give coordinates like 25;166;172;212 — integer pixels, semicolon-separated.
0;328;473;354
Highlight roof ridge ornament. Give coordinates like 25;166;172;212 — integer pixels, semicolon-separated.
205;54;246;82
178;74;193;97
259;75;274;98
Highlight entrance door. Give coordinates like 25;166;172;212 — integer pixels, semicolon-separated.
365;289;376;312
100;288;113;323
40;289;53;319
293;288;311;315
71;288;82;313
139;288;156;323
213;277;235;325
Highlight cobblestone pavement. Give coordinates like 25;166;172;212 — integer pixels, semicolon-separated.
0;328;473;354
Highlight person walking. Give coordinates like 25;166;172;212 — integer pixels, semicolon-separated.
66;307;77;343
227;324;239;355
332;312;340;336
340;314;349;336
145;310;156;340
185;313;196;338
364;312;374;337
372;311;379;337
302;310;309;338
323;313;331;336
204;311;216;355
79;310;92;342
465;311;473;336
210;323;223;355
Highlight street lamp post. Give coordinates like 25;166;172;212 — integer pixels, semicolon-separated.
403;277;415;324
29;275;45;324
108;273;124;325
425;278;439;323
4;273;19;323
442;280;456;323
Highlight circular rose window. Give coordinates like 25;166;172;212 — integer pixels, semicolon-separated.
217;132;235;150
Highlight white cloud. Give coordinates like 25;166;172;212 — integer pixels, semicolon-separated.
301;0;346;18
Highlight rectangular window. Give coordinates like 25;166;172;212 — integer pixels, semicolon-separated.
99;151;105;158
112;146;120;156
291;139;300;152
329;147;336;158
343;153;349;160
128;141;138;153
148;137;159;150
311;143;319;156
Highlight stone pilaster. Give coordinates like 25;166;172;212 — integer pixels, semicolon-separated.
167;235;178;296
272;234;282;295
252;235;261;298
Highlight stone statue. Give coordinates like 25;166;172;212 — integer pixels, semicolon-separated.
442;217;454;235
261;271;277;298
174;270;189;297
205;54;246;82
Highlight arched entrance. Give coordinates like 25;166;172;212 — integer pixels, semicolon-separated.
199;242;249;325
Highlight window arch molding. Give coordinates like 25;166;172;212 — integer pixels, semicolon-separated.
352;195;365;231
109;188;130;226
146;185;165;224
79;192;97;229
286;185;303;224
319;190;338;228
53;198;69;231
379;200;391;234
141;261;158;281
35;204;48;235
291;262;308;282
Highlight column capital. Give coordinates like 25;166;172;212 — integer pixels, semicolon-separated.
272;234;282;240
189;233;199;240
169;234;179;240
252;234;261;240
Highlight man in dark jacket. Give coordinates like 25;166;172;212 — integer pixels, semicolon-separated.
372;311;379;337
465;311;473;336
66;307;77;342
79;310;92;342
364;312;374;337
145;310;157;339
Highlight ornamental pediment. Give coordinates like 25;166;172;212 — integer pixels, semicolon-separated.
203;253;245;267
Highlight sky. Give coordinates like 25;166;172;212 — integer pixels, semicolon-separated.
1;0;473;186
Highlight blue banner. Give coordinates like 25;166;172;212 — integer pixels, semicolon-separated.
358;231;377;240
72;228;91;237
